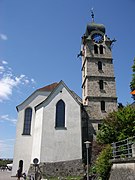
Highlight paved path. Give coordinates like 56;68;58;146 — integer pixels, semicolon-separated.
0;171;19;180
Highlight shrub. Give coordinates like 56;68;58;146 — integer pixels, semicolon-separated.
94;144;112;180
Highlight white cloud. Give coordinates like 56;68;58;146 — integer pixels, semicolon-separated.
0;114;17;124
2;60;8;65
31;78;36;83
0;60;8;74
0;33;8;41
0;60;36;102
0;76;18;101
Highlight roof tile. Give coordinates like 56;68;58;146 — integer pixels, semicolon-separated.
37;82;58;92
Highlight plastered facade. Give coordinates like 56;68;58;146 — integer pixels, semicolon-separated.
12;91;50;176
12;82;82;177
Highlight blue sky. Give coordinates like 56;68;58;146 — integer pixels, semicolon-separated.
0;0;135;158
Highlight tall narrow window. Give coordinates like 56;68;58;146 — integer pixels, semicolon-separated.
99;80;104;90
18;160;23;174
56;100;65;128
101;101;105;111
94;44;98;54
98;61;102;70
23;107;32;135
84;85;86;96
83;66;85;77
99;45;103;54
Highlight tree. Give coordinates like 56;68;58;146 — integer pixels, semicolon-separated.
96;105;135;144
0;159;12;167
130;57;135;100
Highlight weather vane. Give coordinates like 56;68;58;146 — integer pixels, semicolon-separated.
91;8;94;22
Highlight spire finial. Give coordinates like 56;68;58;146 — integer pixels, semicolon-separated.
91;8;94;22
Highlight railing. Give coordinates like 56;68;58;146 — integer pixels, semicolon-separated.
111;136;135;159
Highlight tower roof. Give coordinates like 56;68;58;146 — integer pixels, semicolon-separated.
85;22;106;36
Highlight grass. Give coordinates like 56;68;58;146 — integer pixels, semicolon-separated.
42;175;83;180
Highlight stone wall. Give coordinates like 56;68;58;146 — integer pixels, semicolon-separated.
86;58;114;78
86;41;112;59
87;77;116;98
109;158;135;180
86;97;117;120
29;159;85;178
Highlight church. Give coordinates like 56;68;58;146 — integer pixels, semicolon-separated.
12;14;117;177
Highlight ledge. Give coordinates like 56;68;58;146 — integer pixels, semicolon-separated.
110;157;135;164
22;134;31;136
55;127;67;130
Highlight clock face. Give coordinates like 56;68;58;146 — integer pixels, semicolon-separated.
92;33;103;43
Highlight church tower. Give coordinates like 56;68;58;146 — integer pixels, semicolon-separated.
81;13;117;133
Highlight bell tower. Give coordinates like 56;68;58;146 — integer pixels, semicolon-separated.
81;13;117;133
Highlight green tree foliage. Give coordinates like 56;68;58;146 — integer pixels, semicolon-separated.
93;144;112;180
0;159;12;167
96;105;135;144
130;57;135;100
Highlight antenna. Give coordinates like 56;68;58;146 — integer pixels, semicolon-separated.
91;8;94;22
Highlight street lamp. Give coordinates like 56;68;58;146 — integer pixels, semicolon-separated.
84;141;91;180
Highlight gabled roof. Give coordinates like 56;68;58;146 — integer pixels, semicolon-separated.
37;82;58;92
16;82;58;110
16;81;82;111
35;80;82;110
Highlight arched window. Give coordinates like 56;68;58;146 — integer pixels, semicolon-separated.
23;107;32;135
99;80;104;90
101;101;105;111
94;44;98;54
98;61;102;70
18;160;23;174
99;45;103;54
56;100;65;128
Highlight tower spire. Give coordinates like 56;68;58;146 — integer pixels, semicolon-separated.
91;8;94;22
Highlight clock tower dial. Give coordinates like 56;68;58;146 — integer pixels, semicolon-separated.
91;33;104;43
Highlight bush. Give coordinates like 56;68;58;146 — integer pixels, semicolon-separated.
94;144;112;180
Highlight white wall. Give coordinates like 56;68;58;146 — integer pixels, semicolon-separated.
40;84;82;162
12;91;49;176
12;84;82;176
31;107;44;162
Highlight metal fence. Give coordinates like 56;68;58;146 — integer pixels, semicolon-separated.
111;136;135;159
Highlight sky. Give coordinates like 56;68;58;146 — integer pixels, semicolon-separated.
0;0;135;158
